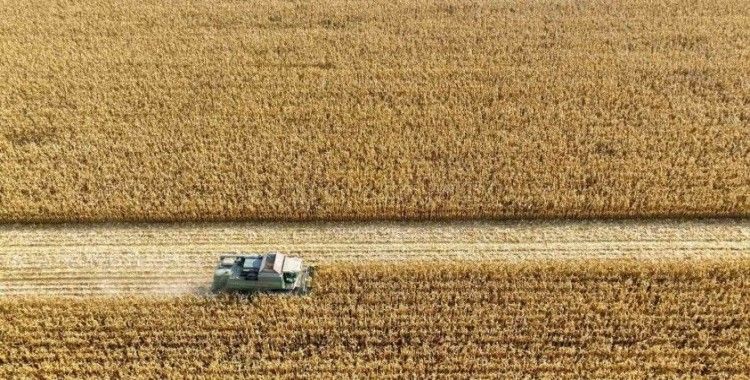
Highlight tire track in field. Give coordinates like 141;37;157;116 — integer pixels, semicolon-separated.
0;219;747;296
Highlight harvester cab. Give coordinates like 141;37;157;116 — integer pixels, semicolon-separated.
212;252;314;294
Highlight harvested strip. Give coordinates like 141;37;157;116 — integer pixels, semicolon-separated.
3;220;746;246
1;220;747;296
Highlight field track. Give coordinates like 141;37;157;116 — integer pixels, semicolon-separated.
1;219;747;296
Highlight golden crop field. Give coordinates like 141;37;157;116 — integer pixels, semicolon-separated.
1;0;748;222
1;221;748;377
3;260;750;378
1;0;748;376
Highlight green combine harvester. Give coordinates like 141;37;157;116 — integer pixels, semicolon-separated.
212;252;314;295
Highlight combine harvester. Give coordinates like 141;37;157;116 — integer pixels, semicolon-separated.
212;252;314;295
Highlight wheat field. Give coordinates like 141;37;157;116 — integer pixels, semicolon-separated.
1;0;748;222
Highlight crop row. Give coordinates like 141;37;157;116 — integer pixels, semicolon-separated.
1;0;748;222
2;260;749;378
